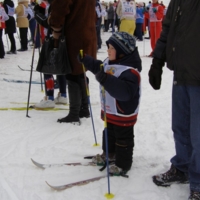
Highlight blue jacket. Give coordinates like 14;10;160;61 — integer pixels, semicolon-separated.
136;7;144;24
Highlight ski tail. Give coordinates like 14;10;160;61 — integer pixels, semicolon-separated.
45;175;107;190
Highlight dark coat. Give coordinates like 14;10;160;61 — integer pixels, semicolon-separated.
153;0;200;86
3;0;16;34
49;0;97;75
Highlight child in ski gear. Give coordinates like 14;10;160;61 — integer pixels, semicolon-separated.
78;32;142;175
3;0;17;54
149;0;200;199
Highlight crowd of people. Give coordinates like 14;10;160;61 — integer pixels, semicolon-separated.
97;0;166;56
1;0;200;199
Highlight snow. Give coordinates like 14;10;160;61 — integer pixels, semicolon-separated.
0;11;190;200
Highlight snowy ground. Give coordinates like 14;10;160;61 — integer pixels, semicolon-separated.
0;19;190;200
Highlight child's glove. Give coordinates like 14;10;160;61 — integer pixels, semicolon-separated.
95;70;107;84
148;58;164;90
153;8;157;13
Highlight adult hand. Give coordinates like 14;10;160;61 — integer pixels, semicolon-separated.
148;58;164;90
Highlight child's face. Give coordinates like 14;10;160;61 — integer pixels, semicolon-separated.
107;44;116;61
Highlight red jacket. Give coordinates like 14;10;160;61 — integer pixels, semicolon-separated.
145;3;164;22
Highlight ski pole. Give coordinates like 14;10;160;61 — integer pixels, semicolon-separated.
26;37;36;118
99;64;114;199
80;50;99;146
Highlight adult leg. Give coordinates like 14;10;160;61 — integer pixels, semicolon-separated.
0;29;5;58
79;75;90;118
8;33;16;53
137;23;143;41
96;18;102;49
57;74;81;124
171;84;192;172
19;28;28;50
188;86;200;192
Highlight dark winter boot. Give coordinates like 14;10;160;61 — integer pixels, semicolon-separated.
152;164;189;187
57;80;81;125
188;191;200;200
79;77;90;118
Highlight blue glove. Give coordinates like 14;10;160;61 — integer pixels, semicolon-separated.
153;8;157;13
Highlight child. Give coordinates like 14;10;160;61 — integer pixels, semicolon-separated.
78;32;142;176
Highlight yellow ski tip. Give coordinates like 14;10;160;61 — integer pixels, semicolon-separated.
93;143;100;147
104;193;115;199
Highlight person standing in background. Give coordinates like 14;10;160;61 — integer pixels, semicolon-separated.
3;0;17;54
105;2;115;32
0;1;9;58
15;0;29;51
116;0;136;35
48;0;97;124
144;0;164;57
96;0;102;50
134;2;144;41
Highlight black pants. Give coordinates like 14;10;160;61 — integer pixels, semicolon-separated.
105;19;114;32
7;33;16;52
134;23;143;41
44;74;67;97
0;29;5;58
96;18;102;49
19;28;28;50
102;122;134;170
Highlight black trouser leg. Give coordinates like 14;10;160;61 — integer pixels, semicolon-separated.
19;28;28;50
102;122;134;170
57;75;81;123
0;29;5;58
8;33;16;52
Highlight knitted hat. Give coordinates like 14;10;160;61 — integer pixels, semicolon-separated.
106;32;136;59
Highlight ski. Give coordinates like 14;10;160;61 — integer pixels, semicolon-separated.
3;78;44;84
17;65;36;72
45;175;107;190
0;107;69;111
31;158;96;169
